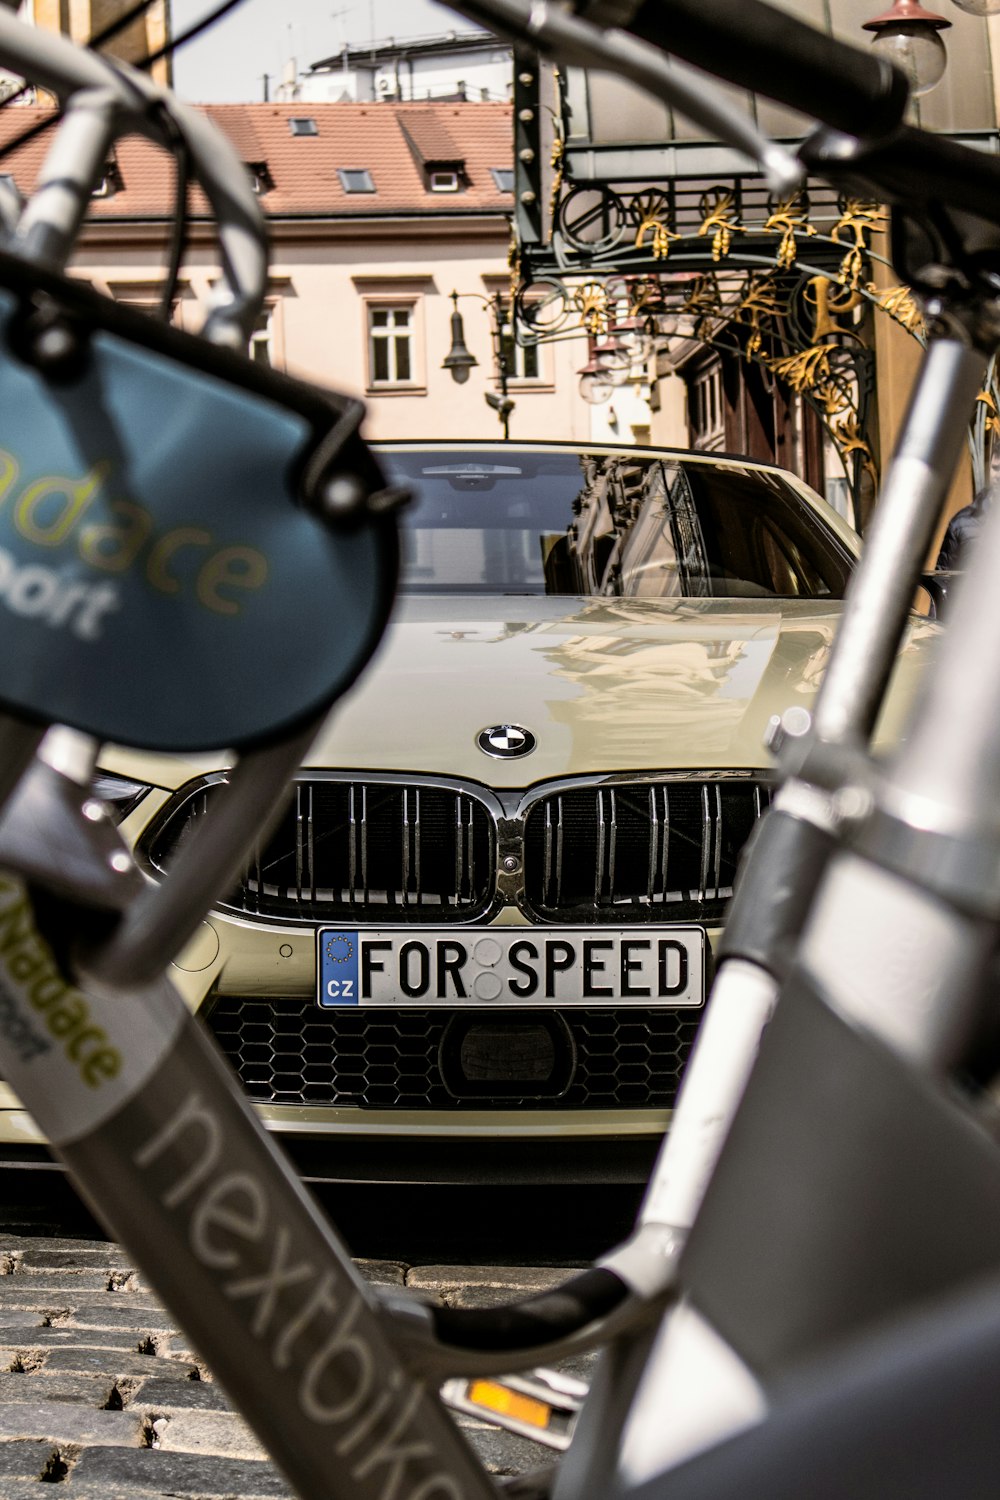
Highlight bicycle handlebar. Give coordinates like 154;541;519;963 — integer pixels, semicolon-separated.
803;125;1000;237
575;0;910;139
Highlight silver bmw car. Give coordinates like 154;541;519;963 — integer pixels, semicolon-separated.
0;442;935;1186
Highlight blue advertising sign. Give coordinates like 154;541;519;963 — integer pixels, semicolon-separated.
0;278;396;751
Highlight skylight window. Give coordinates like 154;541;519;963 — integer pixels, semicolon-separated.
289;117;318;136
491;168;514;193
338;168;376;193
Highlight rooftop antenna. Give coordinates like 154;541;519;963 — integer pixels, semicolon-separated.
330;6;351;50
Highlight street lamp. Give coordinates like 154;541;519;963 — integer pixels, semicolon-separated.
862;0;951;95
609;315;655;361
593;337;632;385
442;290;515;439
577;355;614;405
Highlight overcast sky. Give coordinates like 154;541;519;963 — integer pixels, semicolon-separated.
170;0;482;102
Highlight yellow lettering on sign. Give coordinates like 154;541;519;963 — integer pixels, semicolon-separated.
0;448;19;504
147;527;212;595
0;452;271;617
197;546;269;616
14;463;108;546
0;893;123;1088
78;498;154;572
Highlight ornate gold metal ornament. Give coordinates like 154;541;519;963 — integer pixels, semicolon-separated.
532;173;980;507
762;195;817;271
977;389;1000;438
698;189;743;261
831;199;889;290
574;281;610;336
549;135;565;224
736;277;784;358
868;281;926;338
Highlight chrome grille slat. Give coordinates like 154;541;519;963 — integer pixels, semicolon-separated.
348;783;358;902
359;783;369;904
414;788;422;905
465;796;476;905
543;797;564;908
295;784;305;901
699;785;711;902
307;784;316;904
251;839;262;913
595;789;606;908
401;788;410;907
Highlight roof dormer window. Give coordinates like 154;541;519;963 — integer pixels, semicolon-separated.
246;161;274;195
429;169;460;193
91;157;123;199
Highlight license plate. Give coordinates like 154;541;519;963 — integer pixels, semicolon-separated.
316;927;705;1008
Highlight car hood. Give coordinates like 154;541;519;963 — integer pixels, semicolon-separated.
300;594;937;786
106;595;938;791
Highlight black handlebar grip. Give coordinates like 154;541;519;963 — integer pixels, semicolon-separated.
578;0;910;139
803;124;1000;230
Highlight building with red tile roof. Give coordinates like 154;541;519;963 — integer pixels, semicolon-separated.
0;100;596;442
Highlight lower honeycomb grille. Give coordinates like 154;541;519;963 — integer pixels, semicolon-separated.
204;997;702;1111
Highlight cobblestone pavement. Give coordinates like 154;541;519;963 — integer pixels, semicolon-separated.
0;1235;592;1497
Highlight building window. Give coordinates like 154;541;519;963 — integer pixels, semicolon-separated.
338;168;375;193
490;167;514;193
249;306;273;366
369;305;414;384
429;169;460;192
289;117;318;136
107;278;189;324
500;306;540;381
690;362;725;452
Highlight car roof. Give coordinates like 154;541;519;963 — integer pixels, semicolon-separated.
377;439;797;478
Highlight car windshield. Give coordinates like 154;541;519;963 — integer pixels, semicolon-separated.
383;447;852;600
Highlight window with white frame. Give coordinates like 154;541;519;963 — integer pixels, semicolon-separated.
368;305;415;385
500;304;540;382
249;306;273;365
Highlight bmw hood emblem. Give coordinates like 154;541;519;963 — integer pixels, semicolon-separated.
478;723;536;759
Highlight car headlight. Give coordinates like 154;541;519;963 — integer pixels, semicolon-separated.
90;771;150;824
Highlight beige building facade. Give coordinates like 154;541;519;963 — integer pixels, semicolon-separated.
0;99;596;444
